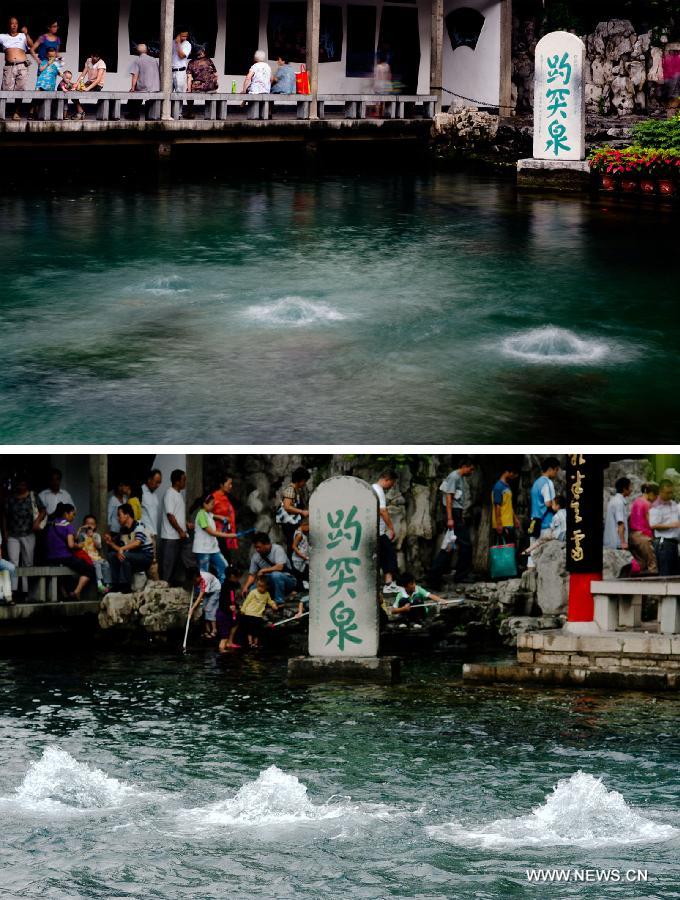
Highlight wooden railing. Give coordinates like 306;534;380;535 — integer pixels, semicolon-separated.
0;90;437;123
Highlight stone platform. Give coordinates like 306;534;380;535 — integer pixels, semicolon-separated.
288;656;401;685
0;600;100;639
464;629;680;691
517;158;592;192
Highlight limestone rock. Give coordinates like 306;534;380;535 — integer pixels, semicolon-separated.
406;483;435;541
533;541;569;615
98;592;140;629
649;47;664;83
500;614;563;646
603;548;633;580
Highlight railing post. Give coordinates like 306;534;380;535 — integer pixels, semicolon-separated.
160;0;175;120
306;0;320;118
430;0;444;113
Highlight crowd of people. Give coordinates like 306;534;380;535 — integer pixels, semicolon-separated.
0;15;306;121
604;477;680;577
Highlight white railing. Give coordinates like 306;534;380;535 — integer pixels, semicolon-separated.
0;90;438;124
592;578;680;634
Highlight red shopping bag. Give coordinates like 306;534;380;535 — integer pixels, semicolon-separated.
296;64;311;94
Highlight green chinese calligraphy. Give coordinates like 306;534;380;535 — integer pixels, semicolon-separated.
325;600;363;651
546;87;570;119
326;506;363;551
546;120;571;156
547;52;572;85
325;556;361;598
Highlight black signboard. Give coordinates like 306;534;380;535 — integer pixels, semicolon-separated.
566;454;605;574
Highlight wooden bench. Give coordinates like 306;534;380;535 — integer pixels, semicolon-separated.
170;92;312;121
591;578;680;635
317;94;437;120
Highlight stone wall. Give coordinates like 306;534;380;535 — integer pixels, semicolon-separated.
513;18;678;116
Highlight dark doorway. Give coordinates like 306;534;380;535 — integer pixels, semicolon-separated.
79;0;119;70
378;6;420;93
129;1;217;57
267;1;306;63
0;1;69;49
319;4;343;63
225;0;260;73
346;4;376;78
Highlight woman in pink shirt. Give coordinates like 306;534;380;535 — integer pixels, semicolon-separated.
629;482;659;575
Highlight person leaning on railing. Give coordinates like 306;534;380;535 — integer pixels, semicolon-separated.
0;16;34;120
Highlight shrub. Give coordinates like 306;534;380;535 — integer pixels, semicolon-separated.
632;115;680;151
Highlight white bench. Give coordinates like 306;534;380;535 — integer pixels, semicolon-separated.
16;565;83;603
592;579;680;634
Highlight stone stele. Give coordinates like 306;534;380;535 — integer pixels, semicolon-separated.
308;476;379;658
533;31;586;161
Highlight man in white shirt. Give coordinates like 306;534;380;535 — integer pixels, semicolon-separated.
649;480;680;577
38;468;74;515
172;30;191;92
107;480;131;535
160;469;194;584
372;469;399;594
1;17;32;118
603;477;632;550
141;469;162;536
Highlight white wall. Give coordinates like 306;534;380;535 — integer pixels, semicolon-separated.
49;454;90;522
150;453;187;536
442;0;502;108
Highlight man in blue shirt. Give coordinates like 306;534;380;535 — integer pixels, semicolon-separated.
527;457;561;566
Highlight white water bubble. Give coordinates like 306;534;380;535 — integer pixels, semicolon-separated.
140;274;192;295
242;296;350;327
427;771;678;849
176;765;397;832
7;746;140;812
501;326;616;365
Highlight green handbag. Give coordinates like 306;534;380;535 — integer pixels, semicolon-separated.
490;538;518;579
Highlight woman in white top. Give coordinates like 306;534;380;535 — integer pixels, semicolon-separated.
192;494;232;583
243;50;271;94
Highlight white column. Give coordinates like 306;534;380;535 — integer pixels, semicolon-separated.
306;0;320;117
215;0;227;91
160;0;175;119
66;0;81;77
118;0;131;84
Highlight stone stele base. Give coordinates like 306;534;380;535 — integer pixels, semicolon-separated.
517;158;591;192
464;628;680;692
288;655;401;685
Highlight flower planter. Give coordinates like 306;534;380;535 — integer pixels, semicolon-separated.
600;174;617;192
621;178;638;193
639;177;656;195
658;178;676;197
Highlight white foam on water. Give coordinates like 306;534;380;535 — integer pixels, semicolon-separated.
427;771;678;849
6;747;140;812
501;326;615;365
177;765;396;831
242;296;349;327
140;274;192;295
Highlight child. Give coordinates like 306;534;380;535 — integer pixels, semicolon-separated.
522;496;567;554
58;70;75;119
190;567;221;639
291;520;310;585
392;571;445;628
0;533;16;605
76;514;109;594
36;47;63;91
217;567;242;652
239;575;277;649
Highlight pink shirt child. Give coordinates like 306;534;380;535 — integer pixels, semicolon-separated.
629;496;652;537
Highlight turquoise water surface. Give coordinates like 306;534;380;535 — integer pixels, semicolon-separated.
1;172;677;443
1;650;678;898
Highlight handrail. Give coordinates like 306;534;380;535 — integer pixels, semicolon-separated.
0;90;438;123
